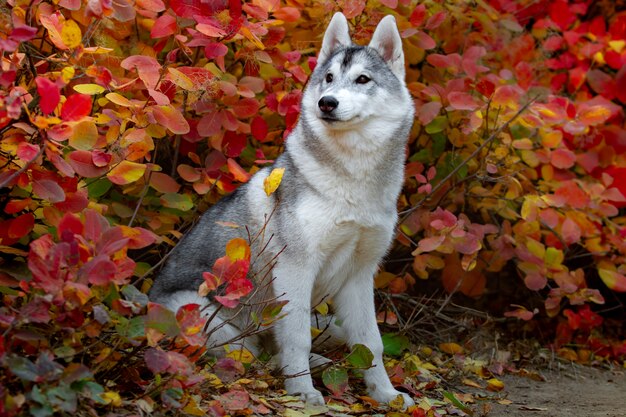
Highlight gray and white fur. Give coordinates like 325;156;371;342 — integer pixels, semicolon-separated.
150;12;415;407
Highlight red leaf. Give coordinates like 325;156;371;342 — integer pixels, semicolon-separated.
448;91;482;111
92;149;112;167
54;190;88;213
10;25;38;41
250;116;268;141
615;67;626;105
84;209;109;242
273;7;301;22
379;0;397;8
415;31;436;50
232;98;259;119
417;101;442;125
68;151;108;178
425;11;447;29
561;217;581;245
222;131;246;158
16;142;40;161
81;255;117;285
215;278;254;308
58;212;84;238
35;77;61;115
8;213;34;239
337;0;365;19
198;110;223;137
550;148;576;169
32;179;66;203
205;42;228;59
61;94;92;121
151;14;177;38
176;304;208;346
4;199;31;214
119;225;158;249
524;272;547;291
121;55;161;89
409;4;426;27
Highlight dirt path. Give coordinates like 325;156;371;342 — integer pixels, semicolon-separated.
486;366;626;417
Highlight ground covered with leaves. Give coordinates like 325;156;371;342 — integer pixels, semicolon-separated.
2;0;626;415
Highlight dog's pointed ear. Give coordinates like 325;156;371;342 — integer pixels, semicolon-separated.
369;15;405;80
318;12;351;64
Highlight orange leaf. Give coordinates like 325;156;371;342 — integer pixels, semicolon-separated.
439;342;463;355
152;105;190;134
227;158;251;183
149;172;181;193
107;161;147;185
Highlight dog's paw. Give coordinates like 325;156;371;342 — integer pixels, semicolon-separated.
299;389;326;406
371;390;415;409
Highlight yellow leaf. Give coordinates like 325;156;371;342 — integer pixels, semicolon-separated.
225;237;250;261
69;120;98;150
314;301;329;315
107;161;147;185
168;67;195;91
83;46;114;54
101;391;122;407
462;378;482;389
105;92;139;108
526;238;545;259
61;67;75;84
239;26;265;50
61;19;82;49
374;271;396;289
544;247;564;268
609;40;625;53
182;397;206;416
264;167;285;196
73;83;106;95
486;378;504;392
224;345;255;364
439;342;464;355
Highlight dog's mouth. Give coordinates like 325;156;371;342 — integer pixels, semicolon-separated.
319;114;359;125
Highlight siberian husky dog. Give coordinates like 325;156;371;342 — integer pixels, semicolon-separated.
150;12;415;407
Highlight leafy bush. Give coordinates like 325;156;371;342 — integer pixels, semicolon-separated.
1;0;626;414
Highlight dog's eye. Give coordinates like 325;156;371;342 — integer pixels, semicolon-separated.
325;73;333;83
356;75;371;84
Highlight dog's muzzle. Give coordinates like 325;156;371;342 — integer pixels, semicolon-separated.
318;96;338;114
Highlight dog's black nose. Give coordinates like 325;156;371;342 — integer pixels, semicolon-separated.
318;96;338;114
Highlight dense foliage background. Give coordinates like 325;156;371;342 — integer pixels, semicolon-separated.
1;0;625;415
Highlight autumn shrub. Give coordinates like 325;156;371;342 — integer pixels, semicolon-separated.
1;0;626;414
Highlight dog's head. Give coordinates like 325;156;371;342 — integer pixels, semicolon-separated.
302;13;412;132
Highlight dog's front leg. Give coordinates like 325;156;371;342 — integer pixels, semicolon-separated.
334;269;415;408
272;263;325;405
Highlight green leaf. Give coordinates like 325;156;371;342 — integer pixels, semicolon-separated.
425;116;447;134
47;383;78;413
145;303;180;337
6;355;39;382
432;132;447;158
409;148;431;163
322;366;348;396
346;344;374;369
121;284;149;307
160;192;194;211
87;178;112;198
443;391;471;413
382;333;410;357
